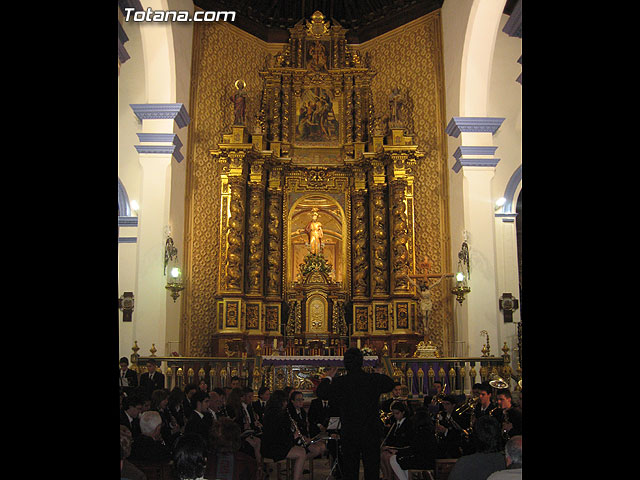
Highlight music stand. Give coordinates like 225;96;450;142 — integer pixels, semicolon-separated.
325;417;342;480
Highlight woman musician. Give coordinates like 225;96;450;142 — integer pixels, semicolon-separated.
380;401;414;480
261;390;325;480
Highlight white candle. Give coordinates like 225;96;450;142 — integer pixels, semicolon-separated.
273;338;277;349
357;338;361;349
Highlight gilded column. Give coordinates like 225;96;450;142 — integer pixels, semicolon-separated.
370;180;389;296
389;177;410;293
246;161;266;296
265;167;283;299
351;168;369;299
225;175;247;292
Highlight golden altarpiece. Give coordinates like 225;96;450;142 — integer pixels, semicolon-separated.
207;12;433;360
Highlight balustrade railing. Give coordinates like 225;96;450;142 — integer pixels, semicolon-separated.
125;341;521;399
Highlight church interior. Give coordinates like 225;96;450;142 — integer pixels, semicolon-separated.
118;0;522;477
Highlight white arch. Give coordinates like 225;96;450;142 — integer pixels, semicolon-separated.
139;0;176;104
459;0;507;116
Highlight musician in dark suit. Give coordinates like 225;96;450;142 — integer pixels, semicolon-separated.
307;395;334;438
474;383;497;420
252;386;270;423
119;357;138;396
380;401;414;480
391;407;438;480
184;391;213;448
316;348;395;480
495;389;522;439
139;359;165;397
435;395;469;459
120;395;143;438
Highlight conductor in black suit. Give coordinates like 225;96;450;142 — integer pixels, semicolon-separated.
316;348;395;480
139;359;165;397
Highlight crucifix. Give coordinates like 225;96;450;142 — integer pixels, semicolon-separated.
405;255;455;335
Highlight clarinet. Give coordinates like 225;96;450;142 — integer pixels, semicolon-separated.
287;409;310;452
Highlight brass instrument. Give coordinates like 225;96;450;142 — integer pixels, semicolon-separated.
380;409;394;424
455;396;478;415
489;376;509;390
287;408;309;451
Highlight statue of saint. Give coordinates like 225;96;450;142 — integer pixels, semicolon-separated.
305;208;323;255
231;80;247;125
389;87;404;126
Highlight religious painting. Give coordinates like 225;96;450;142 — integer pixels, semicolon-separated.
265;305;280;331
225;301;239;328
375;304;389;330
305;40;330;72
396;302;409;329
246;303;260;330
295;88;340;144
355;305;369;332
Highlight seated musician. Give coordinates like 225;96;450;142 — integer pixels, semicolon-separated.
288;390;327;456
380;401;414;480
227;387;262;464
390;407;437;480
494;389;522;439
380;382;404;413
435;395;469;458
260;390;325;480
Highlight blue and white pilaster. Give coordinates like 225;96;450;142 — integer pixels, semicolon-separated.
129;103;190;358
446;116;504;358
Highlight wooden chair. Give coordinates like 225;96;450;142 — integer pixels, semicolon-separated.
408;469;435;480
128;460;174;480
434;458;457;480
263;457;293;480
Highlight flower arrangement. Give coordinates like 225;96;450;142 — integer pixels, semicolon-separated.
360;346;375;356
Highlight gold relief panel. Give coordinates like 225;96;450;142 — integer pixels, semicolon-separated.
245;302;261;331
373;303;390;331
265;304;281;332
354;305;369;333
225;300;241;330
394;301;410;331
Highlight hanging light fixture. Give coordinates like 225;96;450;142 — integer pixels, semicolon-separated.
165;266;185;302
451;240;470;304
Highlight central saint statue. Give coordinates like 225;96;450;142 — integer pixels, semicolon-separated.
304;208;324;255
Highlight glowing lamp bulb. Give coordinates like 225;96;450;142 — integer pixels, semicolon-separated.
456;272;465;282
170;267;181;279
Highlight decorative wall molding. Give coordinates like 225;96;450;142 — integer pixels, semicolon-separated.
118;216;139;227
130;103;191;129
118;178;132;217
445;117;505;138
451;145;500;173
452;157;500;173
136;133;184;162
118;237;138;244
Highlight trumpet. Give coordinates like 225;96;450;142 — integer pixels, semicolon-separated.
287;409;309;451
